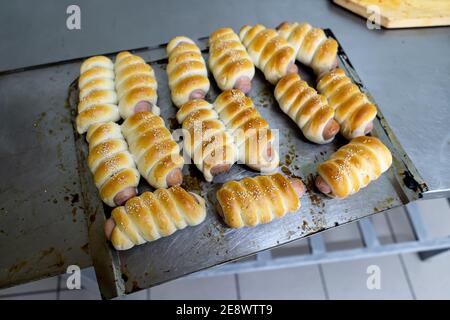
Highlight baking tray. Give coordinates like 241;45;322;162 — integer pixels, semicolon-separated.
68;29;427;299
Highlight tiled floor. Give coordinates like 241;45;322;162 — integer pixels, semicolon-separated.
1;198;449;300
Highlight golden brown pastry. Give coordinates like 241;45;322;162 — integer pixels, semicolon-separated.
176;99;238;182
239;24;298;84
216;173;305;228
316;68;377;139
209;27;255;93
114;51;160;119
86;122;140;207
277;22;338;75
104;186;206;250
121;112;184;189
166;36;210;107
274;73;339;144
76;56;120;134
315;136;392;199
213;89;279;172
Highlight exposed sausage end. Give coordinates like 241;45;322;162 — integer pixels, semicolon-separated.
234;76;252;94
315;175;332;195
134;100;153;114
104;218;116;241
286;62;298;75
364;121;374;134
289;178;306;198
166;168;183;187
323;119;340;141
331;57;339;70
113;187;137;206
210;163;231;177
189;89;206;100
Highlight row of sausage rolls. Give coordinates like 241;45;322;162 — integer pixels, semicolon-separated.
216;173;305;228
103;173;305;250
167;36;210;107
104;186;206;250
76;56;120;134
114;51;160;119
214;89;279;172
315;136;392;199
176;99;238;182
239;24;298;85
208;27;255;93
121;112;185;189
275;73;339;144
277;22;338;75
316;68;377;140
86;122;140;207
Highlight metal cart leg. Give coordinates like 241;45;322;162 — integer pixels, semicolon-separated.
406;201;450;261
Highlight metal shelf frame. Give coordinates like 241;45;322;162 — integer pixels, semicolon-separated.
191;201;450;278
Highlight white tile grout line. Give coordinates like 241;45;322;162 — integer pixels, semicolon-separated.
234;274;241;300
318;264;330;300
56;275;61;300
385;211;417;299
397;254;417;300
0;289;58;299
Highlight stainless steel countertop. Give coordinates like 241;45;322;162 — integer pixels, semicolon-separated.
0;0;449;288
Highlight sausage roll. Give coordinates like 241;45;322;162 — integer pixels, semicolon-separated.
76;56;120;134
114;51;160;119
277;22;338;75
209;27;255;93
239;24;298;84
274;73;339;144
166;36;210;107
104;186;206;250
176;99;238;182
316;68;377;139
86;122;140;207
316;136;392;199
121;112;184;189
216;173;305;228
213;89;279;172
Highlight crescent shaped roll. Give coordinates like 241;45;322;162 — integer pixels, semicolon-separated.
239;24;297;84
274;73;337;144
316;68;378;140
208;27;255;92
86;122;140;207
114;51;160;119
108;186;206;250
216;173;302;228
277;22;338;75
317;136;392;199
176;99;238;182
166;36;210;107
213;89;279;172
121;112;184;189
76;56;120;134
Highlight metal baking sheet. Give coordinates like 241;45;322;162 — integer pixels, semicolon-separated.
68;30;427;299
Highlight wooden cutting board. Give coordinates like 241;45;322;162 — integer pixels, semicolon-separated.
334;0;450;28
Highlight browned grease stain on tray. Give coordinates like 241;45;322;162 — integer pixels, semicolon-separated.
374;197;395;213
80;243;89;255
40;247;55;257
305;173;325;209
167;117;179;130
8;261;28;276
181;165;203;194
256;87;275;108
